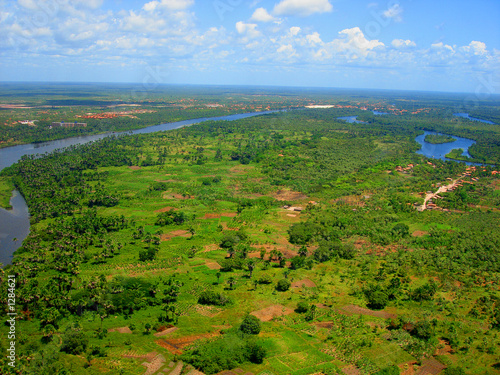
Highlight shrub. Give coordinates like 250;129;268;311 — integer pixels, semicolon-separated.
180;333;267;374
374;365;400;375
60;330;88;355
443;367;466;375
411;281;437;301
366;290;389;310
198;291;231;306
288;222;317;245
258;274;272;284
296;301;309;313
276;279;291;292
240;315;261;335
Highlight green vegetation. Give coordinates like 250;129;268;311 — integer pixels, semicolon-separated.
0;87;499;374
424;134;457;144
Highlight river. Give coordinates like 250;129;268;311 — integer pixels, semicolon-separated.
0;110;277;265
415;131;476;162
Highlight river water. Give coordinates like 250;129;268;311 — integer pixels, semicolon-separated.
0;110;491;265
0;110;277;265
415;131;476;162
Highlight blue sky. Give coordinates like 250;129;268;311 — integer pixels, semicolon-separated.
0;0;499;93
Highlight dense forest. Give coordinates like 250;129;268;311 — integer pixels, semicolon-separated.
0;88;499;375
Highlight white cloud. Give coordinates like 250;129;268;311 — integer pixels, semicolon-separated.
17;0;38;10
289;26;301;36
306;32;323;45
144;0;194;11
251;8;275;22
276;44;298;59
431;42;454;53
143;1;160;12
235;21;261;39
391;39;416;49
383;3;403;22
461;41;487;55
273;0;333;17
332;27;384;58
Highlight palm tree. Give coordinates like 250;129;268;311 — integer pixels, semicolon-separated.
247;260;256;278
227;276;236;290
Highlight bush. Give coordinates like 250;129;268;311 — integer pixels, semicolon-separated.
155;210;189;226
288;222;317;245
296;301;309;313
240;315;261;335
366;290;389;310
60;330;88;355
443;367;466;375
258;274;272;284
198;291;231;306
180;333;267;374
411;281;437;301
375;365;400;375
276;279;291;292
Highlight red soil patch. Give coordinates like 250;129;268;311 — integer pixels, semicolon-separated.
156;331;220;355
291;278;316;288
412;230;428;237
108;326;132;334
342;365;362;375
229;165;253;174
155;206;178;213
205;260;221;270
415;357;446;375
251;304;294;322
221;212;237;217
354;239;369;250
163;193;193;200
122;351;158;361
339;305;396;319
250;244;298;259
160;230;190;241
313;321;335;329
399;361;418;375
434;340;454;356
273;189;308;201
203;244;220;252
153;326;178;337
203;213;221;219
129;166;141;170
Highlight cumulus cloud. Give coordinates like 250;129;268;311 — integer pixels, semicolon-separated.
461;41;487;55
331;27;384;58
273;0;333;17
236;21;261;39
289;26;301;36
392;39;416;49
143;0;194;12
383;3;403;22
306;32;322;45
251;8;276;22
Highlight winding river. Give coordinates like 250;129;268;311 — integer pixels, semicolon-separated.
0;110;277;265
0;110;492;265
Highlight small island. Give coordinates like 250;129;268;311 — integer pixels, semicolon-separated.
424;134;457;144
445;148;470;161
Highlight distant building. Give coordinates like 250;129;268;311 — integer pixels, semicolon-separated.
51;121;87;128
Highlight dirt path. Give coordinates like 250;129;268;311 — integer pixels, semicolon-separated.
418;177;462;211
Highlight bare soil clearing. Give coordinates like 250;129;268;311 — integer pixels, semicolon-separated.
160;230;190;241
273;189;308;201
251;304;294;321
156;331;221;355
339;304;397;319
108;326;132;334
291;278;316;288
